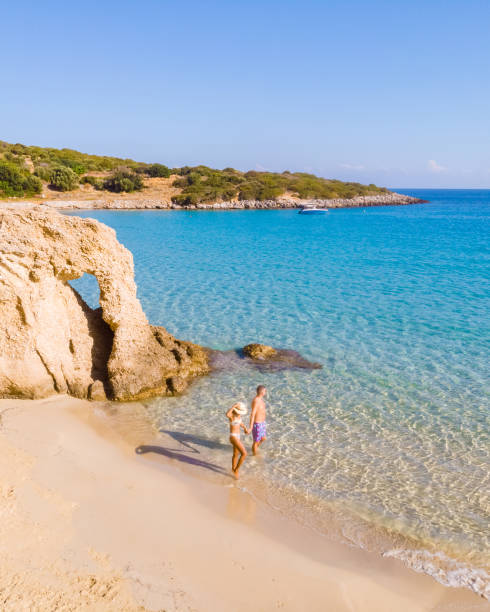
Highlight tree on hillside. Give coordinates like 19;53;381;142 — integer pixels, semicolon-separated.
147;163;171;178
49;166;79;191
0;160;42;197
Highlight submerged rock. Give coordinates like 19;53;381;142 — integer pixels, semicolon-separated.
241;343;321;369
209;345;322;373
242;343;277;360
0;208;209;401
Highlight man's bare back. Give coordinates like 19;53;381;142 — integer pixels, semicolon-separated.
249;385;267;455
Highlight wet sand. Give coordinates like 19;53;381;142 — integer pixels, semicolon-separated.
0;395;485;611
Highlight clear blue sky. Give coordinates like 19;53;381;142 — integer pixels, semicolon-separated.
2;0;489;188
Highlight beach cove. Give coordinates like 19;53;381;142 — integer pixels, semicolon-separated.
67;189;489;602
0;190;488;608
3;0;490;607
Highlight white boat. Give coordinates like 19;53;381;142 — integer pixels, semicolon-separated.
298;206;328;215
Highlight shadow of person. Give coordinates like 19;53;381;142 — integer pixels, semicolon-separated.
159;430;229;453
135;444;228;476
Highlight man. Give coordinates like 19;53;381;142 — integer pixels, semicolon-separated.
248;385;267;455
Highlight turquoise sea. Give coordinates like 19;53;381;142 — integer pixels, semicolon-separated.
70;189;490;597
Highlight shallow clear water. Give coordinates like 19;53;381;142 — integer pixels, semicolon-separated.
70;190;490;595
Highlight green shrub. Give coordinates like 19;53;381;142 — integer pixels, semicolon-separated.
49;166;79;191
4;151;27;165
171;193;200;206
23;175;43;195
70;164;86;175
172;176;190;189
0;160;42;197
129;163;149;174
80;175;104;190
147;163;171;178
237;181;261;200
34;165;53;181
9;143;28;156
103;169;143;193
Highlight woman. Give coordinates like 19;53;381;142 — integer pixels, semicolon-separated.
226;401;249;479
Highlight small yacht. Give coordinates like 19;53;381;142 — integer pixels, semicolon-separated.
298;205;329;215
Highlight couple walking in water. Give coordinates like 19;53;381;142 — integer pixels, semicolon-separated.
226;385;267;479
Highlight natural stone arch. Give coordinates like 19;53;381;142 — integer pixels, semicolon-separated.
0;208;209;400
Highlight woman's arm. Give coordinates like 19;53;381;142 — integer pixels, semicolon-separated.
226;404;238;420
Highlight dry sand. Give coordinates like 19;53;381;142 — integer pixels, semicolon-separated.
0;396;486;611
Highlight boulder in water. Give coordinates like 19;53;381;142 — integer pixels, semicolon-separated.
242;343;277;360
240;344;322;371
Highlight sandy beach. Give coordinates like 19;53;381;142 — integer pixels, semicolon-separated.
0;395;485;611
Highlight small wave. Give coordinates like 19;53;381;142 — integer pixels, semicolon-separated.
383;548;490;599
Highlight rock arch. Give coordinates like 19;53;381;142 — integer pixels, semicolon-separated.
0;208;208;400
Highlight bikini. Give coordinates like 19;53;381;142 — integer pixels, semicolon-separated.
230;417;242;439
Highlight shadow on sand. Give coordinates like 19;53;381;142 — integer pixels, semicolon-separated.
135;430;229;476
159;429;229;453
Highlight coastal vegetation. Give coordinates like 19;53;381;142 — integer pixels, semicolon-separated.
79;170;144;192
171;166;388;205
0;140;389;202
0;158;42;197
146;163;171;178
48;166;79;191
101;169;144;193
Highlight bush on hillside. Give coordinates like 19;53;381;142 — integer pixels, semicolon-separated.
147;163;171;178
103;169;143;193
131;163;150;174
4;151;27;165
68;163;86;175
24;175;42;194
34;165;53;181
49;166;79;191
80;175;104;190
0;160;42;197
171;193;200;206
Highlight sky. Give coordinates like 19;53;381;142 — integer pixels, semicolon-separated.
1;0;490;188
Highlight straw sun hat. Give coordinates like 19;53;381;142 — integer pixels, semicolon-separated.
233;401;247;415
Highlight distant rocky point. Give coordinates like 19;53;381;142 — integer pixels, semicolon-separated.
17;192;424;211
0;139;426;210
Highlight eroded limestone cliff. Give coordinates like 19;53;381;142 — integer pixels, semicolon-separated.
0;208;208;401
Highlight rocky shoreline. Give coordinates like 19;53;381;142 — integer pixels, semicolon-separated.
0;209;322;402
14;192;426;211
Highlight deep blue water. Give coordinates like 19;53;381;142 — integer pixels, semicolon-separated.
69;189;490;594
